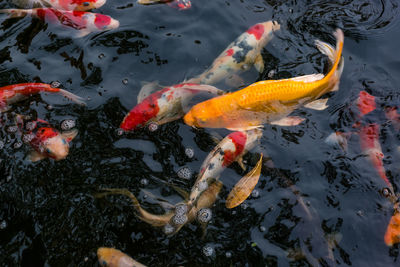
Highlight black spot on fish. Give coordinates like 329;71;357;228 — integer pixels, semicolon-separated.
219;150;225;156
232;40;253;64
208;163;215;170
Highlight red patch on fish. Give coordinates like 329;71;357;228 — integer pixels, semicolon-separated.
385;107;400;131
222;131;247;167
167;0;191;10
120;88;170;131
225;48;234;57
94;13;111;29
30;127;59;151
359;123;391;187
246;24;264;41
357;91;376;116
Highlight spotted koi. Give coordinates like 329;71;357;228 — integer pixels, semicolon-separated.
12;0;106;11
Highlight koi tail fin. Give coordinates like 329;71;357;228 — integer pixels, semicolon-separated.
0;9;33;18
315;29;344;93
58;89;86;106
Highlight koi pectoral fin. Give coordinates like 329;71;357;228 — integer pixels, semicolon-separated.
325;132;350;151
137;81;164;103
74;29;91;38
225;154;263;209
28;151;46;162
254;53;265;73
270;116;305;126
304;98;329;111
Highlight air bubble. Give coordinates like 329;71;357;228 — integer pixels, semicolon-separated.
172;214;188;225
140;178;149;186
116;128;124;136
197;208;212;223
122;79;128;85
7;126;18;133
357;210;363;217
185;147;194;159
177;167;192;180
259;226;266;232
0;220;7;230
241;203;248;210
13;141;22;149
61;119;76;131
46;105;53;111
147;122;159;132
225;251;232;258
268;70;276;78
98;53;105;59
175;203;188;216
251;189;260;198
163;224;175;235
50;81;61;88
25;121;36;131
202;245;214;257
22;134;35;144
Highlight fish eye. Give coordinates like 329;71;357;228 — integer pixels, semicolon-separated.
83;2;90;6
62;139;67;145
103;25;108;30
46;148;52;154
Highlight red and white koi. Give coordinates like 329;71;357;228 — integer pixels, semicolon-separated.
18;117;78;161
0;8;119;37
120;83;223;132
0;83;84;111
12;0;106;11
137;0;191;10
187;21;281;86
188;128;262;207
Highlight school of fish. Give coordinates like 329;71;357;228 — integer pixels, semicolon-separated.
2;0;400;264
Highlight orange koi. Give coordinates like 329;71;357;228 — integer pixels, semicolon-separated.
184;29;344;131
97;247;147;267
0;83;84;111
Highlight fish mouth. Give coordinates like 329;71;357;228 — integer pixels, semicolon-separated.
183;112;195;126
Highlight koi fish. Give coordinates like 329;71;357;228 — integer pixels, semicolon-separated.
120;83;223;132
184;29;344;131
359;123;394;193
187;21;281;86
188;129;262;207
18;116;78;161
98;180;222;235
225;154;263;208
0;8;119;37
12;0;106;11
0;83;85;111
385;203;400;246
97;247;147;267
137;0;191;10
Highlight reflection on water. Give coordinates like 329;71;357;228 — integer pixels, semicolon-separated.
0;0;399;266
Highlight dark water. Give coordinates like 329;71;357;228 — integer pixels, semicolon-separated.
0;0;400;266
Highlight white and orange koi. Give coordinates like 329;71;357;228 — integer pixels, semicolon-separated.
184;29;344;131
188;129;262;207
187;21;281;86
0;82;85;111
120;83;223;132
0;8;119;37
12;0;105;11
97;247;147;267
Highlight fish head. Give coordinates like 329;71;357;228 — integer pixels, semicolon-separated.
120;99;160;131
74;0;106;11
94;14;119;31
184;102;223;129
247;21;280;45
97;247;121;266
37;129;77;160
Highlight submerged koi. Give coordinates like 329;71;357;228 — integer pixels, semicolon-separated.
385;106;400;131
385;203;400;246
137;0;191;10
12;0;105;11
188;129;262;207
0;8;119;37
97;247;147;267
184;29;344;131
187;21;281;86
359;123;394;193
18;117;78;161
0;83;85;111
98;181;222;235
120;83;223;132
